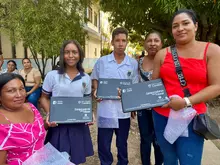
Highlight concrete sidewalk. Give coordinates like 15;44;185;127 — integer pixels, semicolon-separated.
202;140;220;165
151;140;220;165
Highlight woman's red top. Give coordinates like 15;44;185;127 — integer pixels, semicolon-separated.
154;43;210;117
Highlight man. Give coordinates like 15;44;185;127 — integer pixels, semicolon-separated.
91;27;138;165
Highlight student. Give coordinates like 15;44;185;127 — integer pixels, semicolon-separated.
137;31;163;165
91;27;139;165
40;40;94;165
152;9;220;165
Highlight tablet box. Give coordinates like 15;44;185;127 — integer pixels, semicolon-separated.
121;79;169;112
49;97;92;123
97;78;132;100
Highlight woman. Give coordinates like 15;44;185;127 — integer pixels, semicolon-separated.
152;9;220;165
40;40;94;164
19;58;41;108
0;73;46;165
0;60;19;74
137;31;164;165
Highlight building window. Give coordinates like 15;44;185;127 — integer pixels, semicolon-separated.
94;48;97;56
88;7;93;22
94;12;98;27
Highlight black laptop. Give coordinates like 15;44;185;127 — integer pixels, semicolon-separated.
49;97;92;123
121;79;169;113
97;78;132;100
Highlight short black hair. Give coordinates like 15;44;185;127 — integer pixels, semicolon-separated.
145;30;163;43
171;9;198;25
7;60;17;69
59;40;85;74
22;58;31;63
0;73;25;95
112;27;128;40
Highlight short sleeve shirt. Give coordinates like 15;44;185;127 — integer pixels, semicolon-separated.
20;68;41;87
42;70;91;97
91;53;139;119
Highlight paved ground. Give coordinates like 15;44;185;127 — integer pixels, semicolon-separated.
202;140;220;165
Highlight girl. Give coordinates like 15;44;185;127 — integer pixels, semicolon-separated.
40;40;94;164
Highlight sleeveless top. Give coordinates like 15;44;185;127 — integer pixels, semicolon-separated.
154;43;209;117
139;56;153;82
0;103;46;165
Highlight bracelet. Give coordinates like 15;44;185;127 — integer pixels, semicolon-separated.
183;97;192;108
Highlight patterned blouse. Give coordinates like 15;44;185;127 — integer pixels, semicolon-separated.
139;57;153;82
0;103;46;165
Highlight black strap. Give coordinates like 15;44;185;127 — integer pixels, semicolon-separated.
170;45;191;97
138;57;150;81
140;70;150;81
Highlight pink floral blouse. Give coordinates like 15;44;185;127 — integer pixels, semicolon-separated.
0;103;46;165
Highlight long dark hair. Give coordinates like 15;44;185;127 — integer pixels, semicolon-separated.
145;30;163;43
171;9;198;25
0;73;25;95
7;60;17;69
22;57;31;64
59;40;85;74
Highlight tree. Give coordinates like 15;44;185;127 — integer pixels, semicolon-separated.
100;0;220;45
0;0;90;79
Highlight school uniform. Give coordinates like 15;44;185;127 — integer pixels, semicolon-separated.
91;53;139;165
42;70;94;164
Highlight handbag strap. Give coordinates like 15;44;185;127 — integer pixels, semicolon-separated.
170;45;191;97
139;57;150;81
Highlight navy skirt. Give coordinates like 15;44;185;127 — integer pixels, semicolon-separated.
45;123;94;164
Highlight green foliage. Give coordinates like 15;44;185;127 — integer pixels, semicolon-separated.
0;0;90;79
100;0;220;45
101;47;112;56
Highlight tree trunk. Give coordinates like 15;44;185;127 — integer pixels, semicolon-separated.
216;23;220;46
24;46;28;58
207;25;218;42
11;44;16;58
0;34;2;55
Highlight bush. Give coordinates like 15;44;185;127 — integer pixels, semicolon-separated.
101;47;112;57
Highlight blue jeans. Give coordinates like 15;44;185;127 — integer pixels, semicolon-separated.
98;118;130;165
25;86;41;108
152;110;204;165
137;110;163;165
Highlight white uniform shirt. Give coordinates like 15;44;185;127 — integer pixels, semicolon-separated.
91;53;139;119
42;70;91;97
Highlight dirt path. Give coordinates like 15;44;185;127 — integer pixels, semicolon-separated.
40;99;220;165
208;98;220;150
82;117;142;165
82;101;142;165
82;99;220;165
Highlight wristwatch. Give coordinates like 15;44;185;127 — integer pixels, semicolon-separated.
183;97;192;108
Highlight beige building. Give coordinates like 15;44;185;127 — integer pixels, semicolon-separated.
0;2;110;71
84;3;101;59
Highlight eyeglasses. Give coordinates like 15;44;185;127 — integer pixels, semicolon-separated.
25;74;27;82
